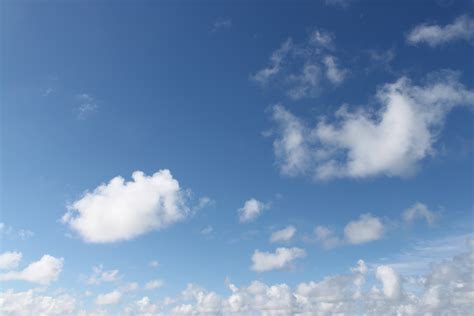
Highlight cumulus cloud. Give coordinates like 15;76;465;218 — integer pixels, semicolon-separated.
376;265;402;300
344;213;384;244
0;255;63;285
62;170;193;243
95;290;122;305
0;290;76;316
402;202;439;226
270;225;296;243
0;251;22;270
251;247;306;272
87;265;120;285
252;29;347;99
270;72;474;180
145;279;164;290
407;15;474;47
238;198;269;223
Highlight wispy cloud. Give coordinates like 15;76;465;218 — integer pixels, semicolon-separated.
212;18;232;32
76;93;98;119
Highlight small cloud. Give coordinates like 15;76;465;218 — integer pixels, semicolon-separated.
251;247;306;272
0;223;34;240
270;225;296;243
212;18;232;32
200;225;213;235
145;279;164;290
76;93;98;119
86;265;120;285
238;198;270;223
149;260;160;268
402;202;440;226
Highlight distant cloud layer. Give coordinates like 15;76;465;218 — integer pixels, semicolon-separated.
407;15;474;47
270;72;474;180
62;170;192;243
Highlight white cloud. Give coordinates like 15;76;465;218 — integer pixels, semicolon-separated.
87;265;120;285
95;290;122;305
251;247;306;272
0;251;22;270
344;213;384;244
314;225;341;249
324;0;351;8
407;15;474;47
270;72;474;180
323;55;348;84
0;290;76;316
0;223;33;240
376;265;402;300
62;170;192;243
238;198;269;223
252;29;346;99
270;225;296;243
0;255;63;285
402;202;439;226
76;93;98;119
200;225;213;235
251;39;292;84
212;18;232;32
149;260;160;268
145;279;164;290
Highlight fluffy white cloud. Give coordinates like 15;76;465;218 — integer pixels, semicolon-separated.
270;72;474;179
62;170;192;243
0;251;22;270
0;290;76;316
95;290;122;305
376;265;401;300
270;225;296;243
0;255;63;285
238;198;268;223
344;214;384;245
87;265;120;285
251;247;306;272
407;15;474;47
323;55;347;84
402;202;439;226
145;279;164;290
252;29;346;99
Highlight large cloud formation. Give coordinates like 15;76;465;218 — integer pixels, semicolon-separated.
62;170;191;243
270;72;474;180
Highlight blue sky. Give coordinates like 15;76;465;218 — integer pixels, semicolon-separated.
1;0;474;315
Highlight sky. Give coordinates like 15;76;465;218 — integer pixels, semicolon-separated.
1;0;474;315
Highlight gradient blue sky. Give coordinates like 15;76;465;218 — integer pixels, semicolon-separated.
1;0;474;315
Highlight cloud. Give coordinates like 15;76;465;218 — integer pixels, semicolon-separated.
270;72;474;180
163;240;474;315
212;18;232;32
375;265;402;300
251;247;306;272
238;198;269;223
407;15;474;47
314;225;342;249
145;279;164;290
200;225;213;235
323;55;348;84
62;170;193;243
0;252;22;270
86;265;120;285
270;225;296;243
0;255;63;285
324;0;352;8
344;213;384;244
251;39;292;84
0;290;76;316
76;93;98;119
402;202;439;226
95;290;122;305
0;223;34;240
252;29;347;99
149;260;160;268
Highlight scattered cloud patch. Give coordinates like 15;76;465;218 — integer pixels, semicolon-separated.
270;225;296;243
269;72;474;180
251;39;292;85
212;18;232;32
145;279;164;290
238;198;269;223
323;55;348;84
0;255;63;285
95;290;122;305
76;93;98;119
200;225;213;235
0;223;34;240
87;265;120;285
149;260;160;268
62;170;193;243
407;15;474;47
0;251;22;270
344;213;385;245
402;202;439;226
251;247;306;272
314;225;342;249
